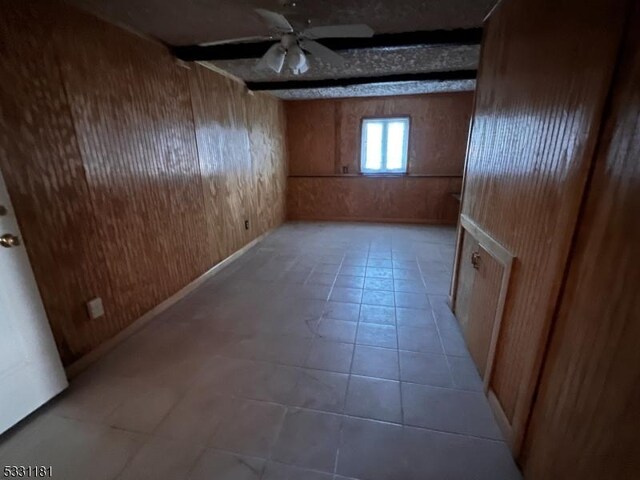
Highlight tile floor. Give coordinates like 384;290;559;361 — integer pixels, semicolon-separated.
0;222;522;480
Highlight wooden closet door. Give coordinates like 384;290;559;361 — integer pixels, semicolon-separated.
454;230;480;332
454;216;514;390
466;244;504;378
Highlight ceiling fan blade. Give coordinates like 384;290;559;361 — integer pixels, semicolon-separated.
198;36;271;47
255;8;294;33
255;42;286;73
300;40;346;67
302;24;374;39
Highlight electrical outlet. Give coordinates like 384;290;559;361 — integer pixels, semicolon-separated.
244;220;249;230
86;297;104;320
342;166;349;174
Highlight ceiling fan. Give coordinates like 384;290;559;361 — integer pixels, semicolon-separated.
251;9;375;75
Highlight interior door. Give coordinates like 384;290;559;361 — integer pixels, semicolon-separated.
465;244;504;377
0;169;67;434
454;230;479;332
454;216;513;385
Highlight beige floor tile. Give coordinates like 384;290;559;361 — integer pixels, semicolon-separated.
397;324;443;354
355;323;397;349
401;383;503;439
271;408;342;472
399;351;453;388
351;345;399;380
337;417;520;480
261;461;333;480
0;223;519;480
0;415;144;480
117;436;204;480
208;398;285;457
187;450;264;480
344;376;402;423
316;319;358;344
290;369;349;413
306;339;354;373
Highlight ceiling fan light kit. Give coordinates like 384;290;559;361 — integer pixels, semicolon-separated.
286;44;309;74
251;8;374;75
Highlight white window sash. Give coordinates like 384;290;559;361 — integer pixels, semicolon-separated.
361;118;409;174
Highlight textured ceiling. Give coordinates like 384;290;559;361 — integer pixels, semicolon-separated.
211;44;480;82
67;0;496;46
66;0;494;98
268;79;476;100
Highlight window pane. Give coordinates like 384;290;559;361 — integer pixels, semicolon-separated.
386;121;406;170
364;122;383;170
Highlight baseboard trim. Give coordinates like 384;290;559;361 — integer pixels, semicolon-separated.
287;216;457;226
65;228;274;379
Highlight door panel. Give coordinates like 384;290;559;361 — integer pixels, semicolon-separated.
466;244;504;377
454;230;479;332
453;215;514;425
0;169;67;434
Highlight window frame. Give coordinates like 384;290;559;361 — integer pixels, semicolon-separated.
359;116;411;175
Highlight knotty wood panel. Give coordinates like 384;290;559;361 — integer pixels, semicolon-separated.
457;0;627;452
522;6;640;477
286;100;337;175
287;176;461;224
0;0;287;365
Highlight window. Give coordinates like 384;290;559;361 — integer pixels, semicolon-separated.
360;117;410;174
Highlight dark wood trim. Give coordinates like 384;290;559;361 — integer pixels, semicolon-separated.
171;28;483;61
246;70;477;91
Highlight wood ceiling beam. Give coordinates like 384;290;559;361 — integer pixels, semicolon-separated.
244;70;477;91
171;28;482;61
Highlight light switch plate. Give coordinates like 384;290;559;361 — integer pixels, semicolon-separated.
86;297;104;320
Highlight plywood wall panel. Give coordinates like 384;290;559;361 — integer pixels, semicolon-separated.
287;176;461;224
286;100;337;175
190;67;287;261
189;67;253;262
287;93;473;176
0;0;287;365
246;94;288;235
522;7;640;477
337;93;473;175
0;1;112;360
458;0;627;451
285;92;472;224
56;6;211;329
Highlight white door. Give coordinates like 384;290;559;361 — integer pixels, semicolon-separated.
0;169;67;434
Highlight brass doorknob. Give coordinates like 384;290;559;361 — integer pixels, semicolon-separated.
471;251;481;270
0;233;20;248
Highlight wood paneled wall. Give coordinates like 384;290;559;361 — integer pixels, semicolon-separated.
455;0;627;453
286;93;473;224
288;176;462;224
522;5;640;477
0;0;287;365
